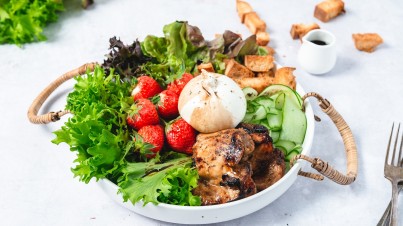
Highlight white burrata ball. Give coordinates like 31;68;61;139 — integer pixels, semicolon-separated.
178;70;246;133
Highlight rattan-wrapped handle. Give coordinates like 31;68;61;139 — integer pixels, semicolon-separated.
290;92;358;185
27;63;97;124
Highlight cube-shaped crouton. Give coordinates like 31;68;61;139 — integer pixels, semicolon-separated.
197;63;215;72
234;76;274;93
244;55;274;72
244;12;266;34
225;59;255;79
257;71;269;78
274;67;296;90
256;31;270;46
257;69;275;78
314;0;345;22
236;1;254;23
290;23;320;40
223;58;233;66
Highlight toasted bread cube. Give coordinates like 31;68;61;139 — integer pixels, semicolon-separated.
244;12;266;34
314;0;345;22
290;23;320;40
223;58;233;66
256;31;270;46
225;59;255;79
244;55;274;72
274;67;296;90
257;71;269;77
352;33;383;53
257;69;275;78
236;1;254;23
197;63;215;72
234;76;274;93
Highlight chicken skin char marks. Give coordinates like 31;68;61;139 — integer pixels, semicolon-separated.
192;123;286;205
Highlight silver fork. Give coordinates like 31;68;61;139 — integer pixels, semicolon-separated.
377;181;403;226
382;123;403;226
378;144;402;226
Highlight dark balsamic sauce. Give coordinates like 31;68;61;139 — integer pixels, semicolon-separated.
310;40;327;45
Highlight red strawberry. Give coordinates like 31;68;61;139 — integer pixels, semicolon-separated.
132;76;163;101
137;125;165;158
157;90;179;119
167;73;193;96
127;98;159;130
166;118;197;155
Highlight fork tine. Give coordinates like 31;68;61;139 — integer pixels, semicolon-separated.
392;123;401;166
386;123;394;166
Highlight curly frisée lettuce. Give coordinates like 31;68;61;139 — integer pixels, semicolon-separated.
0;0;95;45
0;0;64;45
52;66;134;183
118;157;201;206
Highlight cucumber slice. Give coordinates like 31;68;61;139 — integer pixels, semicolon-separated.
254;105;267;121
260;84;303;108
275;92;285;110
279;96;307;144
243;113;254;122
285;149;300;162
290;145;303;154
243;87;258;101
274;140;296;154
246;104;255;113
292;90;304;107
270;130;280;143
260;120;270;130
269;93;280;102
267;113;282;131
254;97;274;109
275;146;287;156
267;107;281;115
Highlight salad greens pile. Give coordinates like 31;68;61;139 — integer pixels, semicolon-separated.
52;21;268;206
103;21;269;84
0;0;93;45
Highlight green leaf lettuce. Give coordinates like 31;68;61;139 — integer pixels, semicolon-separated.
52;66;133;183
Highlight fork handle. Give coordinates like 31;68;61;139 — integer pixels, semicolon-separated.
377;185;403;226
390;182;399;226
291;92;358;185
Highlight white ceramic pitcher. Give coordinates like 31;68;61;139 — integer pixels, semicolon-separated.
298;29;337;74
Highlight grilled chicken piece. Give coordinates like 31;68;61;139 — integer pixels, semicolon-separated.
252;148;285;191
193;161;255;205
237;123;272;145
192;129;255;183
192;123;286;205
192;179;240;205
221;161;256;197
238;123;286;191
192;129;256;205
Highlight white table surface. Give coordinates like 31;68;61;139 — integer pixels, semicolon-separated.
1;0;403;225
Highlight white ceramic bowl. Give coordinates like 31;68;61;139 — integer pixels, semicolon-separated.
97;83;315;224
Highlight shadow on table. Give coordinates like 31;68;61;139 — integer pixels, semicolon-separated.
311;55;358;78
43;0;110;43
